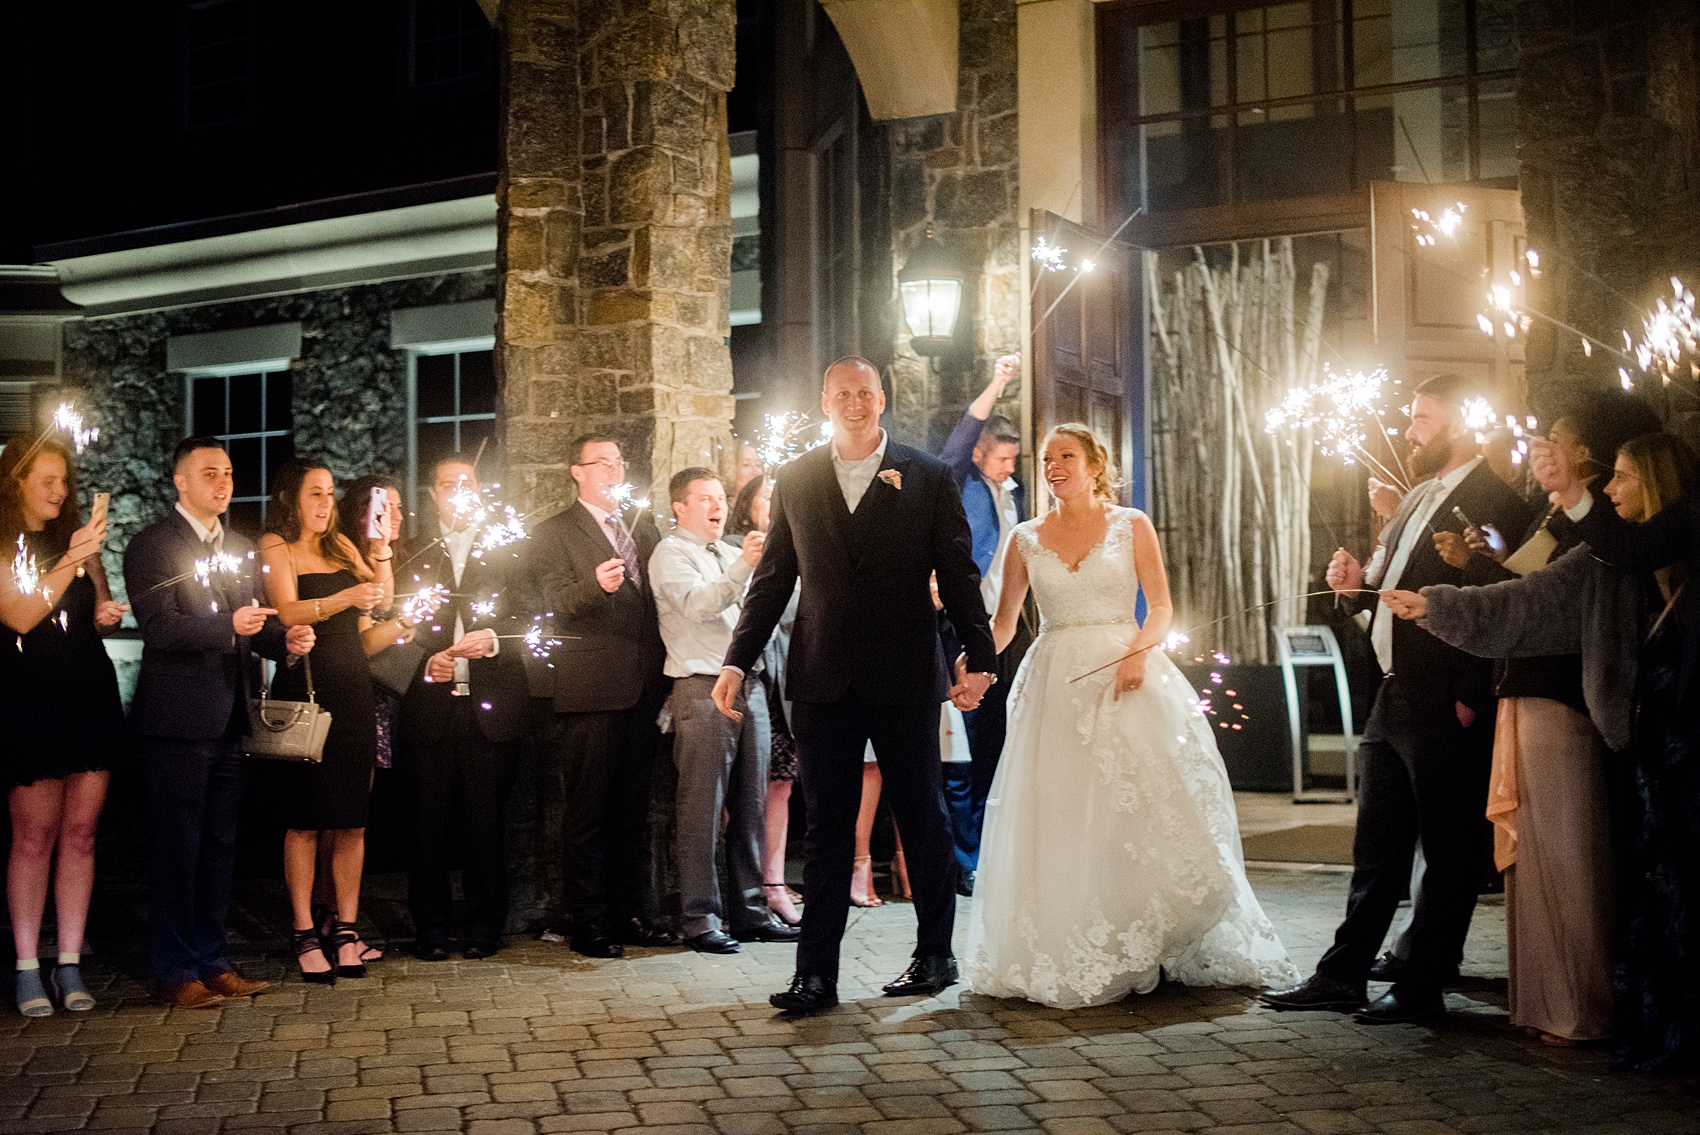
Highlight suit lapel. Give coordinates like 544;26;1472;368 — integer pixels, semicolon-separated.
805;446;852;562
847;444;909;551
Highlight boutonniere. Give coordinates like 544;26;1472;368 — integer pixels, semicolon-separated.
878;469;903;491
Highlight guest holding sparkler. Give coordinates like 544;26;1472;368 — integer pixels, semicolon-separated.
1263;373;1531;1024
397;457;534;961
257;459;406;983
728;473;803;927
338;474;408;771
124;437;313;1008
531;435;672;958
0;436;124;1017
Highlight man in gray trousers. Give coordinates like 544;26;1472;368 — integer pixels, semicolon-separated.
650;467;801;953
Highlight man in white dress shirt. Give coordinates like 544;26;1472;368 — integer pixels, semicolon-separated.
651;469;800;953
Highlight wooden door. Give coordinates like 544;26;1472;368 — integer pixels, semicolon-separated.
1369;182;1526;409
1030;209;1146;508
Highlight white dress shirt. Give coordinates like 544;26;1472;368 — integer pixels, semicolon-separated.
1370;456;1480;673
440;520;497;688
980;477;1020;615
832;430;889;512
176;503;224;550
650;526;755;678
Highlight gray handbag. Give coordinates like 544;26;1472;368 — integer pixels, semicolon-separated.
245;655;332;763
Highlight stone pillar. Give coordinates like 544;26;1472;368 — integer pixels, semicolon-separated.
498;0;738;518
883;0;1021;450
1517;0;1700;410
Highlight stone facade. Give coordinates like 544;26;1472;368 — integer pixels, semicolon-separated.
881;0;1022;449
499;0;739;519
1517;0;1700;409
57;271;494;602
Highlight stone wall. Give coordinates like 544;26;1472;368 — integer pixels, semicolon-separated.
499;0;739;519
1517;0;1700;409
57;271;494;601
880;0;1022;449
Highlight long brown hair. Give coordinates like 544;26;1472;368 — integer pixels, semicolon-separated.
267;459;361;574
0;435;82;552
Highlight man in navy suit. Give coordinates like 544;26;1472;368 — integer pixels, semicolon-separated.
124;437;314;1008
715;357;997;1016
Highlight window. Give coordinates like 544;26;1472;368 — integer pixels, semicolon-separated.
409;0;492;86
184;0;250;128
189;369;293;536
411;347;496;513
1099;0;1517;218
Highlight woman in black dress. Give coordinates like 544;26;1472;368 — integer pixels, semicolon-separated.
258;460;411;982
0;436;125;1016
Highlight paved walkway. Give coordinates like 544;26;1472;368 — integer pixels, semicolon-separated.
2;864;1697;1135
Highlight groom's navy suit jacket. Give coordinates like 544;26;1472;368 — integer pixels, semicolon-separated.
725;437;997;706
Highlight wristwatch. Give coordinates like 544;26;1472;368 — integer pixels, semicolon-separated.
976;672;999;686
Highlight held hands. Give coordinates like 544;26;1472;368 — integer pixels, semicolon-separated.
595;558;627;593
740;530;765;566
284;624;316;655
448;627;497;659
233;604;277;637
711;668;743;721
1325;548;1364;593
1379;589;1428;621
1112;652;1147;700
426;650;456;684
948;654;991;712
94;600;127;629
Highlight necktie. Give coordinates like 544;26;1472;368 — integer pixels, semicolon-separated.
605;516;641;587
1370;479;1443;674
705;540;722;564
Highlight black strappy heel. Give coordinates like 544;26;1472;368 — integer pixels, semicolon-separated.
291;929;336;985
327;921;367;979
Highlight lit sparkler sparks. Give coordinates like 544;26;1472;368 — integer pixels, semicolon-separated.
52;402;98;455
401;584;450;626
194;552;244;587
1409;202;1466;246
1629;277;1700;381
1031;236;1067;272
754;411;833;470
1264;365;1411;489
522;621;561;659
472;504;526;558
11;535;39;597
470;599;496;620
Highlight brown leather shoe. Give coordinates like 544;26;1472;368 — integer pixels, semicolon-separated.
206;972;271;998
163;979;226;1009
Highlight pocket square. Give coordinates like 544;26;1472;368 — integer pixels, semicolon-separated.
878;469;903;490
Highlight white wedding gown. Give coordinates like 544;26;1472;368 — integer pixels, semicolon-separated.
965;509;1299;1009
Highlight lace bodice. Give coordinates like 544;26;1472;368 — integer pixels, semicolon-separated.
1014;508;1139;630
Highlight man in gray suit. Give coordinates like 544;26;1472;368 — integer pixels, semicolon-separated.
650;468;799;954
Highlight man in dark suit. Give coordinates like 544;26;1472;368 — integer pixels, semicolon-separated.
124;437;315;1008
398;455;535;961
530;434;672;959
714;357;998;1016
1263;374;1531;1023
937;353;1028;893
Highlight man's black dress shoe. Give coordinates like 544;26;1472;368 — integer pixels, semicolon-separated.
882;955;959;997
462;939;502;960
617;917;679;948
687;930;741;954
956;870;975;898
734;917;801;943
414;942;451;963
1259;973;1367;1012
1354;986;1444;1024
570;930;624;959
769;973;838;1016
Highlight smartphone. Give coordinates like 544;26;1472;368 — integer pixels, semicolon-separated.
90;492;110;526
366;486;388;540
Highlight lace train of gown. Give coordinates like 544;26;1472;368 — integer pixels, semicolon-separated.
965;509;1299;1009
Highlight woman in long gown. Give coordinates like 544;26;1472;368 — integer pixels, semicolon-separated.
966;424;1297;1009
258;460;411;983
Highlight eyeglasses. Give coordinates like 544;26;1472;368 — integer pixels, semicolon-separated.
573;458;626;471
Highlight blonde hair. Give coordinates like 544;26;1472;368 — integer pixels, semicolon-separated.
1043;423;1121;500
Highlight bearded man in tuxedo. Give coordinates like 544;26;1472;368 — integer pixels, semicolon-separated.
714;357;997;1016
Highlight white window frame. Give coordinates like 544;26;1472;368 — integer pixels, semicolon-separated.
406;335;497;517
182;361;293;529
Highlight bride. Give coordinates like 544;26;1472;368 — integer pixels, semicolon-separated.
965;423;1298;1009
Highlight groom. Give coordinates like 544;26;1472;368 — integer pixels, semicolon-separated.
714;356;998;1015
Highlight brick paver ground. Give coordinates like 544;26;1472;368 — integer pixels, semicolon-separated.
2;863;1697;1135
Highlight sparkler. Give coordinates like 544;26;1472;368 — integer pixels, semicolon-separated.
609;481;651;542
11;535;39;597
1409;202;1466;246
754;411;833;470
194;552;244;587
1031;236;1067;273
1264;365;1412;490
470;598;497;620
1628;277;1700;382
472;504;526;559
52;403;98;455
401;584;451;626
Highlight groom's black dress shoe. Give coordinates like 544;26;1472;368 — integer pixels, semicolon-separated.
1259;973;1367;1012
734;917;800;943
687;930;741;954
769;973;838;1016
882;955;959;997
1354;986;1444;1024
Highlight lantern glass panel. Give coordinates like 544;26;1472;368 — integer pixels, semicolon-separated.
899;278;962;340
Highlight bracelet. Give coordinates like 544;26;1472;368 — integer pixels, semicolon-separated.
313;598;323;622
370;552;393;562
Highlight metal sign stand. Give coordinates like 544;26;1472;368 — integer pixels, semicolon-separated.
1275;625;1356;803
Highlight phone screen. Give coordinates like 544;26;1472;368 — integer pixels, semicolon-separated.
367;487;388;540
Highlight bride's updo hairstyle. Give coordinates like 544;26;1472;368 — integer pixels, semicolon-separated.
1044;423;1122;501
